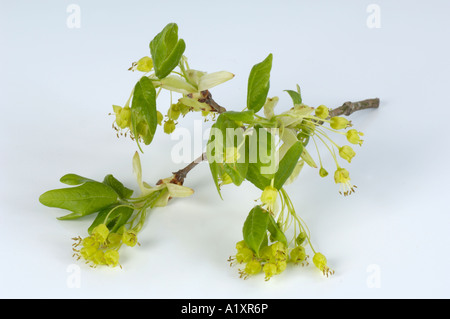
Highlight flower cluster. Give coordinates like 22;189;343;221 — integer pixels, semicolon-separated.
72;224;139;268
229;239;319;281
275;103;365;196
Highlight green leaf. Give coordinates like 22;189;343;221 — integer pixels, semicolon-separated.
268;215;288;247
150;23;186;79
39;181;118;220
59;174;94;186
273;141;304;189
131;76;158;150
222;110;255;123
88;205;134;234
242;205;270;256
245;125;277;190
247;53;273;112
206;113;247;195
284;88;302;105
102;174;134;200
245;163;271;190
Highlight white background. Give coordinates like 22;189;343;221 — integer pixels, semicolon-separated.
1;0;449;299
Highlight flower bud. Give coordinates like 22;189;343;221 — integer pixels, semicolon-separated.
315;105;329;119
346;129;364;146
338;145;356;163
295;232;307;246
164;119;176;134
136;56;153;72
319;167;328;178
330;116;349;130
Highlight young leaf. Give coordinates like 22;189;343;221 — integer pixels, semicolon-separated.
102;174;134;200
284;86;302;105
39;181;119;220
131;76;158;150
247;53;273;113
245;164;271;190
273;141;304;190
242;205;270;256
88;205;134;234
59;174;94;186
150;23;186;79
222;110;255;123
268;215;288;247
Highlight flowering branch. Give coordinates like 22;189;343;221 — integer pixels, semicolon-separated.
172;97;380;185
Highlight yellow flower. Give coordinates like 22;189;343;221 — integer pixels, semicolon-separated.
338;145;356;163
346;129;364;146
163;119;176;134
122;230;138;247
261;186;278;206
334;167;356;196
92;224;109;244
112;105;131;129
313;252;334;277
104;249;120;267
330;116;350;130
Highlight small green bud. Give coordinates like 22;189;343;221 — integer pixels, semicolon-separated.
295;232;307;246
319;167;328;178
315;105;329;119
